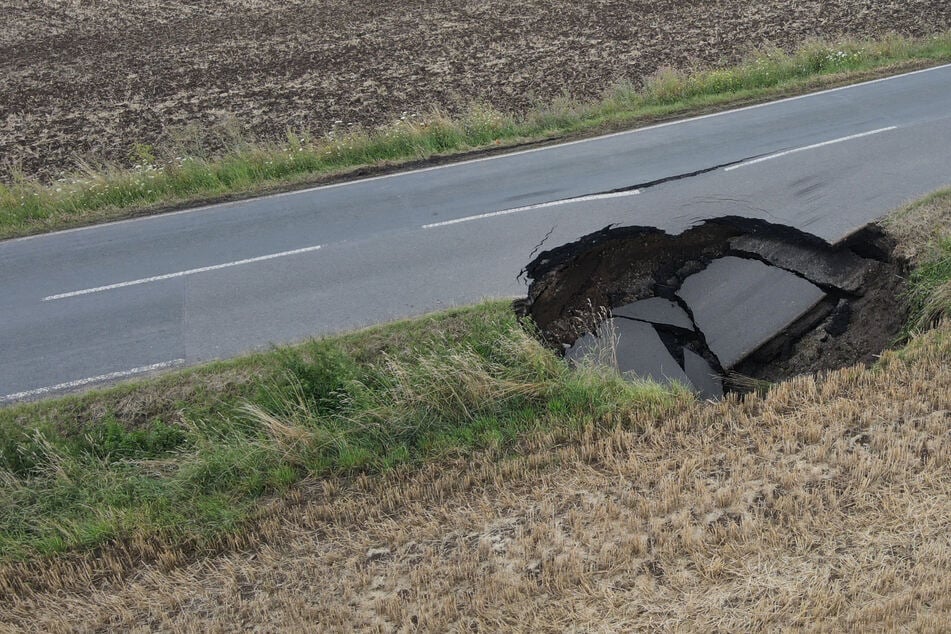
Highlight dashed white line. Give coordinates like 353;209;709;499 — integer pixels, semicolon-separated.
1;359;186;404
43;244;324;301
724;126;898;171
422;189;641;229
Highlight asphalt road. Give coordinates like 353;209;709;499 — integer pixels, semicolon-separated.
3;63;951;402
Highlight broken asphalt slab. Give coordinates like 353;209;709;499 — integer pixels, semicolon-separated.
728;234;872;293
612;297;695;330
676;256;827;370
566;318;692;388
682;349;723;400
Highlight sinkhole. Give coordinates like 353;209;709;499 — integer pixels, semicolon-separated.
516;216;909;398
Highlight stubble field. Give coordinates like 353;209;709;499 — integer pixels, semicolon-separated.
2;0;951;182
4;328;950;631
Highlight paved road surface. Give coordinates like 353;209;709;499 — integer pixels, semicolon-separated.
3;64;951;402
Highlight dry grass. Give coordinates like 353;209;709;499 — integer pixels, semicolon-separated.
1;323;949;631
885;189;951;265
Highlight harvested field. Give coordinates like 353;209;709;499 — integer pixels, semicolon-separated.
3;325;950;631
3;0;951;182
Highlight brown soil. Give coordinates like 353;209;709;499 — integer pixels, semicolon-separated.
3;0;951;181
739;258;909;383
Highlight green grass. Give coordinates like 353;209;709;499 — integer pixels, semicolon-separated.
0;302;685;561
3;32;951;238
884;188;951;335
907;235;951;332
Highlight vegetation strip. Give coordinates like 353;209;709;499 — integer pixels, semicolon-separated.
2;33;951;239
9;330;949;629
0;303;681;562
0;191;949;569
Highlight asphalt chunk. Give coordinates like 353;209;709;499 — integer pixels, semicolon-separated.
612;297;695;330
682;349;724;400
729;234;872;293
677;256;827;369
566;318;691;388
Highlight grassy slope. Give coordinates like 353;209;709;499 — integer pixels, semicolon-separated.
885;189;951;333
9;325;950;631
0;189;948;575
1;32;951;239
0;303;681;561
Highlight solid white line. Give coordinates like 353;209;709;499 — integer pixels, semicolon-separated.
7;62;949;245
0;359;185;403
422;189;641;229
43;244;324;301
724;126;898;171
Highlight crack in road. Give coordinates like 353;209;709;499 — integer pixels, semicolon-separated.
598;154;766;195
423;155;765;229
519;225;559;284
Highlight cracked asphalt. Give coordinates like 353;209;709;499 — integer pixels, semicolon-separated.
2;64;951;401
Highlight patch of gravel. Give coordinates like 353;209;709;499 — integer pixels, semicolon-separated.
2;0;950;180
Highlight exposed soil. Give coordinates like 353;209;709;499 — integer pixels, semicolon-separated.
519;218;909;391
3;0;951;181
735;257;908;384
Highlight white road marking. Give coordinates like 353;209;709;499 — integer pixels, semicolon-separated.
0;359;185;403
43;244;324;301
724;126;898;171
8;63;949;245
422;189;641;229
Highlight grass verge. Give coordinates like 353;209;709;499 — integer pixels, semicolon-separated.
0;303;684;562
884;189;951;332
1;189;949;566
2;32;951;239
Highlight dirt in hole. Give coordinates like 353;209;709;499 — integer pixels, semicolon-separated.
516;217;909;395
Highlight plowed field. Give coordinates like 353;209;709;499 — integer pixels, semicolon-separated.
2;0;950;181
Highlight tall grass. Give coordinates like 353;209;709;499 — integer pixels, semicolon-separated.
885;188;951;334
3;32;951;238
907;236;951;332
0;305;681;561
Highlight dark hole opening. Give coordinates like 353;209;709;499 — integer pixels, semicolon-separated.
516;217;909;397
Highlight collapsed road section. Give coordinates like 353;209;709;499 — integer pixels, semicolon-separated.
518;217;908;398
